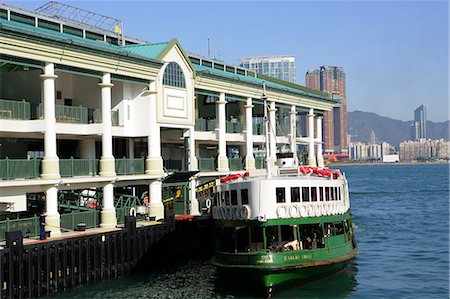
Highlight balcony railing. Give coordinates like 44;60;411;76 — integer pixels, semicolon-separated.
229;157;243;171
255;157;267;169
93;109;120;126
0;158;40;180
164;159;183;172
38;104;88;124
60;210;100;230
195;118;216;131
253;123;265;135
115;157;145;175
59;158;98;177
198;157;216;172
226;120;244;133
0;99;31;120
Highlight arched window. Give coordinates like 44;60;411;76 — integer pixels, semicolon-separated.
163;62;186;88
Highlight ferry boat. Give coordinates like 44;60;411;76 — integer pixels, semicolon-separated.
210;88;357;295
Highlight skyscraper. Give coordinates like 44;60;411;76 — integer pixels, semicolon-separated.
413;105;427;140
305;66;347;153
239;55;296;83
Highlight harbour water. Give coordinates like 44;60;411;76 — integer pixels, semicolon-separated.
53;164;449;298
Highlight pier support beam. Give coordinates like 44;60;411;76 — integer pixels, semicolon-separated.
146;81;164;175
40;62;60;179
316;116;325;168
187;128;200;215
245;97;256;170
148;181;164;221
45;186;61;236
100;183;117;228
307;108;317;167
290;105;298;164
98;73;116;177
217;92;229;172
269;101;277;165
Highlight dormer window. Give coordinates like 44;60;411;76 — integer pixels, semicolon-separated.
163;62;186;88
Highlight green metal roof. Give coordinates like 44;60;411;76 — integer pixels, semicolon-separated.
122;42;170;60
0;18;163;66
194;64;334;102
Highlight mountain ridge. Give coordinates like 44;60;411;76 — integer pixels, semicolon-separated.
347;110;449;146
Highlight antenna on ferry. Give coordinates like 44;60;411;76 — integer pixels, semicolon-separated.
263;81;272;178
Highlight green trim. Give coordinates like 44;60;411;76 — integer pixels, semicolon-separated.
111;73;150;85
257;73;329;98
0;54;42;69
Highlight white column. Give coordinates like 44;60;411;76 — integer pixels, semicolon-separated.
244;97;255;170
316;116;325;168
269;101;277;164
100;183;117;228
217;92;229;171
98;73;116;177
45;186;61;236
188;127;200;215
148;180;164;221
128;138;135;158
40;62;60;179
290;105;298;164
307;108;317;166
145;81;164;175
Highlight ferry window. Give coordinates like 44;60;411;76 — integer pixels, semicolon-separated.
219;227;235;252
334;222;344;235
266;226;279;251
319;187;324;201
330;188;335;201
302;187;310;202
241;189;249;205
163;62;186;88
231;190;238;205
300;224;324;249
311;187;317;202
235;226;250;252
215;192;220;207
337;187;341;201
276;188;286;203
249;226;264;251
281;225;296;242
291;187;300;202
223;191;230;205
325;187;330;201
324;222;335;237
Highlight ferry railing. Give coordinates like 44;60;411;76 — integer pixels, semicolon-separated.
229;157;243;170
115;157;145;175
198;157;216;172
226;120;244;133
0;98;31;120
0;158;41;180
59;157;98;177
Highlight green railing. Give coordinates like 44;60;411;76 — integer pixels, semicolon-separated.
229;157;243;171
255;157;267;169
60;210;100;230
0;158;40;180
195;118;216;131
253;123;264;135
114;194;143;208
38;104;88;124
0;216;39;240
226;120;244;133
198;157;216;171
0;99;30;120
92;109;120;126
164;159;183;172
115;157;145;175
59;158;98;177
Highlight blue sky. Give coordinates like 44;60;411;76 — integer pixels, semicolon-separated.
12;1;449;122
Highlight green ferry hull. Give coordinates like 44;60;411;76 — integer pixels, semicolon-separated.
214;253;355;290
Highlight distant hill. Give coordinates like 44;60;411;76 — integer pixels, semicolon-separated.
347;110;449;146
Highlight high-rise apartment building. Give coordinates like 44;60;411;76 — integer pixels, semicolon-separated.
239;55;296;83
305;66;347;153
412;105;426;140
